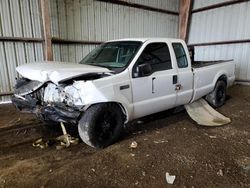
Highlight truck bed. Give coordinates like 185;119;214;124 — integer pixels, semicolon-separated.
192;60;233;68
191;60;235;102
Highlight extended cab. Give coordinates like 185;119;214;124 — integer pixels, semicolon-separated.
12;38;235;148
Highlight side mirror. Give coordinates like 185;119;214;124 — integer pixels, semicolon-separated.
138;63;152;77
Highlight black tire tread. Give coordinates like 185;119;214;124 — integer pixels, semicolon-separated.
78;103;124;148
206;80;226;108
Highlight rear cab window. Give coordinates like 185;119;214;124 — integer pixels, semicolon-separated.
172;43;188;68
133;42;172;77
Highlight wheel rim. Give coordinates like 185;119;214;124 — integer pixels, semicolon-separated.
95;111;117;143
216;85;225;104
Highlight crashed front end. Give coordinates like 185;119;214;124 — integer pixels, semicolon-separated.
12;78;81;124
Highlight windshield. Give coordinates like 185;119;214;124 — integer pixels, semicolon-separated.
79;41;142;72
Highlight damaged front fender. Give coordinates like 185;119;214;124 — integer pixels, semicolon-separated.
40;104;81;124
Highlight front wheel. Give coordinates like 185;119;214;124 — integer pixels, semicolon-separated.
205;80;227;108
78;103;124;148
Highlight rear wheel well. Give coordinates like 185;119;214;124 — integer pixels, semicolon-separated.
217;75;227;86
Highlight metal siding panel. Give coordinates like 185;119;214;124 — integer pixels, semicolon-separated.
189;1;250;44
193;0;233;10
0;42;10;93
50;0;179;40
15;43;26;66
9;0;22;37
189;1;250;80
129;0;179;12
0;1;43;102
4;42;17;94
20;0;33;37
52;44;97;62
74;0;81;40
50;0;59;37
0;0;13;37
34;43;44;61
49;0;179;64
52;44;61;61
30;0;42;38
80;0;90;40
57;0;68;38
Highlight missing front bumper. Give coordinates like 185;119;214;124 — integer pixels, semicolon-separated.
12;96;81;124
40;105;81;124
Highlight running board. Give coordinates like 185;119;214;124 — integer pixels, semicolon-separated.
185;98;231;126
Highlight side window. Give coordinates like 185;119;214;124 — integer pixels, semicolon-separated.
172;43;188;68
133;43;172;77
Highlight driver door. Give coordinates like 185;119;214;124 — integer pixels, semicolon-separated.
131;42;177;119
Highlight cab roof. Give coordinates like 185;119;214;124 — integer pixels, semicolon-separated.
107;38;184;43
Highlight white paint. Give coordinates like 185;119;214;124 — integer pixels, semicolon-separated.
0;101;12;104
16;61;112;84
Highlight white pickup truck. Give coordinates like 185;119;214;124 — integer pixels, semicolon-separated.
12;38;235;148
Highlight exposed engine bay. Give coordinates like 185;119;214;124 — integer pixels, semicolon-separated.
12;72;110;124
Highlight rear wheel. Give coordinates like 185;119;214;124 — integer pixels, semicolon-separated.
205;80;226;108
78;103;124;148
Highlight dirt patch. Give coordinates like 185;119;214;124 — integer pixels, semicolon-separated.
0;84;249;187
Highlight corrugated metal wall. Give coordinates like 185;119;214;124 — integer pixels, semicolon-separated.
193;0;232;9
0;0;43;102
189;0;250;80
49;0;179;62
129;0;179;11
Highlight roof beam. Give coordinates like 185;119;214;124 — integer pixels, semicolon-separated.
52;38;103;45
188;39;250;47
0;36;43;43
192;0;248;14
40;0;53;61
179;0;193;41
97;0;179;15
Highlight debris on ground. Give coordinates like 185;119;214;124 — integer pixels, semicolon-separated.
235;156;250;173
217;169;223;176
130;141;138;149
153;140;168;144
165;172;176;184
32;122;79;150
32;138;49;149
185;98;231;126
209;135;217;139
56;134;79;149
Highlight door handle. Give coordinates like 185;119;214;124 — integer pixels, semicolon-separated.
152;77;156;93
175;84;182;91
173;75;178;84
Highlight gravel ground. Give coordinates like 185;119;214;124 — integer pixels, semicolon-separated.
0;84;249;188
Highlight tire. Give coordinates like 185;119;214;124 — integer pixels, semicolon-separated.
205;80;227;108
78;103;124;148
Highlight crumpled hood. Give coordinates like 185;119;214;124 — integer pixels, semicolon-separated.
16;61;112;84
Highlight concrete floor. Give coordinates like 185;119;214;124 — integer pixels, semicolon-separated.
0;84;249;188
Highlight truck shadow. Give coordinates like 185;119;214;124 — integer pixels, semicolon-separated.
121;107;189;141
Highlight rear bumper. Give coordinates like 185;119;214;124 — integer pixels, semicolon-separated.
11;96;81;124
